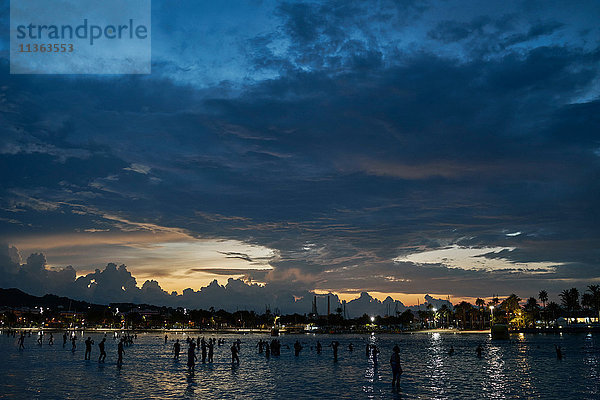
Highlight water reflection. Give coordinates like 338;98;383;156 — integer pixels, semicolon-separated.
1;331;599;399
583;333;599;397
485;342;507;400
426;332;447;399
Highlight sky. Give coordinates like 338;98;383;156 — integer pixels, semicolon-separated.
0;0;599;311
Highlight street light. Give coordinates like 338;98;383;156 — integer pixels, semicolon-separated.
370;316;375;323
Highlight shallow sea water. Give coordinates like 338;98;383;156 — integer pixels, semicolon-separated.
0;331;598;399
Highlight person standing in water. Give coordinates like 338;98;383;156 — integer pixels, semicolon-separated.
117;339;124;366
257;339;264;353
555;345;563;360
207;339;214;363
294;340;303;356
71;334;77;352
98;338;107;362
316;341;322;354
265;342;270;359
476;344;483;358
48;333;54;345
18;333;25;349
63;332;67;347
187;343;197;372
231;343;240;365
174;339;181;360
390;345;402;387
37;332;43;345
164;334;168;345
331;341;340;361
201;338;207;363
84;337;94;360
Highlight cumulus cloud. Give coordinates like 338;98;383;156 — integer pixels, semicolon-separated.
0;243;342;313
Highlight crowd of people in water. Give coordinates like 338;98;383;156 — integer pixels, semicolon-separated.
3;328;569;386
8;329;137;367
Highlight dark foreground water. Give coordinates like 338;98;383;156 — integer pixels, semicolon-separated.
0;331;598;399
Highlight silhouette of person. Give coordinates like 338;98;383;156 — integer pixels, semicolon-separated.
37;332;43;345
201;338;207;363
63;332;67;347
331;341;340;361
316;341;322;354
257;339;264;353
476;344;483;358
84;337;94;360
187;344;197;372
348;343;353;352
390;345;402;387
98;338;107;362
294;340;302;356
71;335;77;351
555;345;563;360
18;333;25;349
208;340;214;363
117;339;124;366
231;343;240;365
165;334;168;345
174;339;181;360
48;333;54;345
448;345;454;356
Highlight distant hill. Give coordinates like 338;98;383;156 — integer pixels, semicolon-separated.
0;288;98;310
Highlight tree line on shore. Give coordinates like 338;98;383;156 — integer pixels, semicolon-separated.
418;285;600;330
1;286;599;330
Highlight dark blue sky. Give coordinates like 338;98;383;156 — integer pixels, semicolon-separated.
0;0;599;306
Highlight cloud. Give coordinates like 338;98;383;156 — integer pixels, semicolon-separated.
394;245;563;272
0;0;599;305
0;243;339;313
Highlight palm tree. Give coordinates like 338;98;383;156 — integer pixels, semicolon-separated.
538;290;548;308
491;295;499;307
538;290;548;326
454;301;473;330
545;301;561;324
586;285;600;322
475;298;485;329
523;297;540;327
438;304;451;328
501;294;522;328
559;288;580;323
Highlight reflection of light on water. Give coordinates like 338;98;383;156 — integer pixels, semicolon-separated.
485;344;508;399
4;332;599;399
362;334;381;398
583;333;599;397
425;331;447;397
515;337;534;395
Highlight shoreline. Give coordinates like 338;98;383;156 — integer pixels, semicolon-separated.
4;327;599;334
